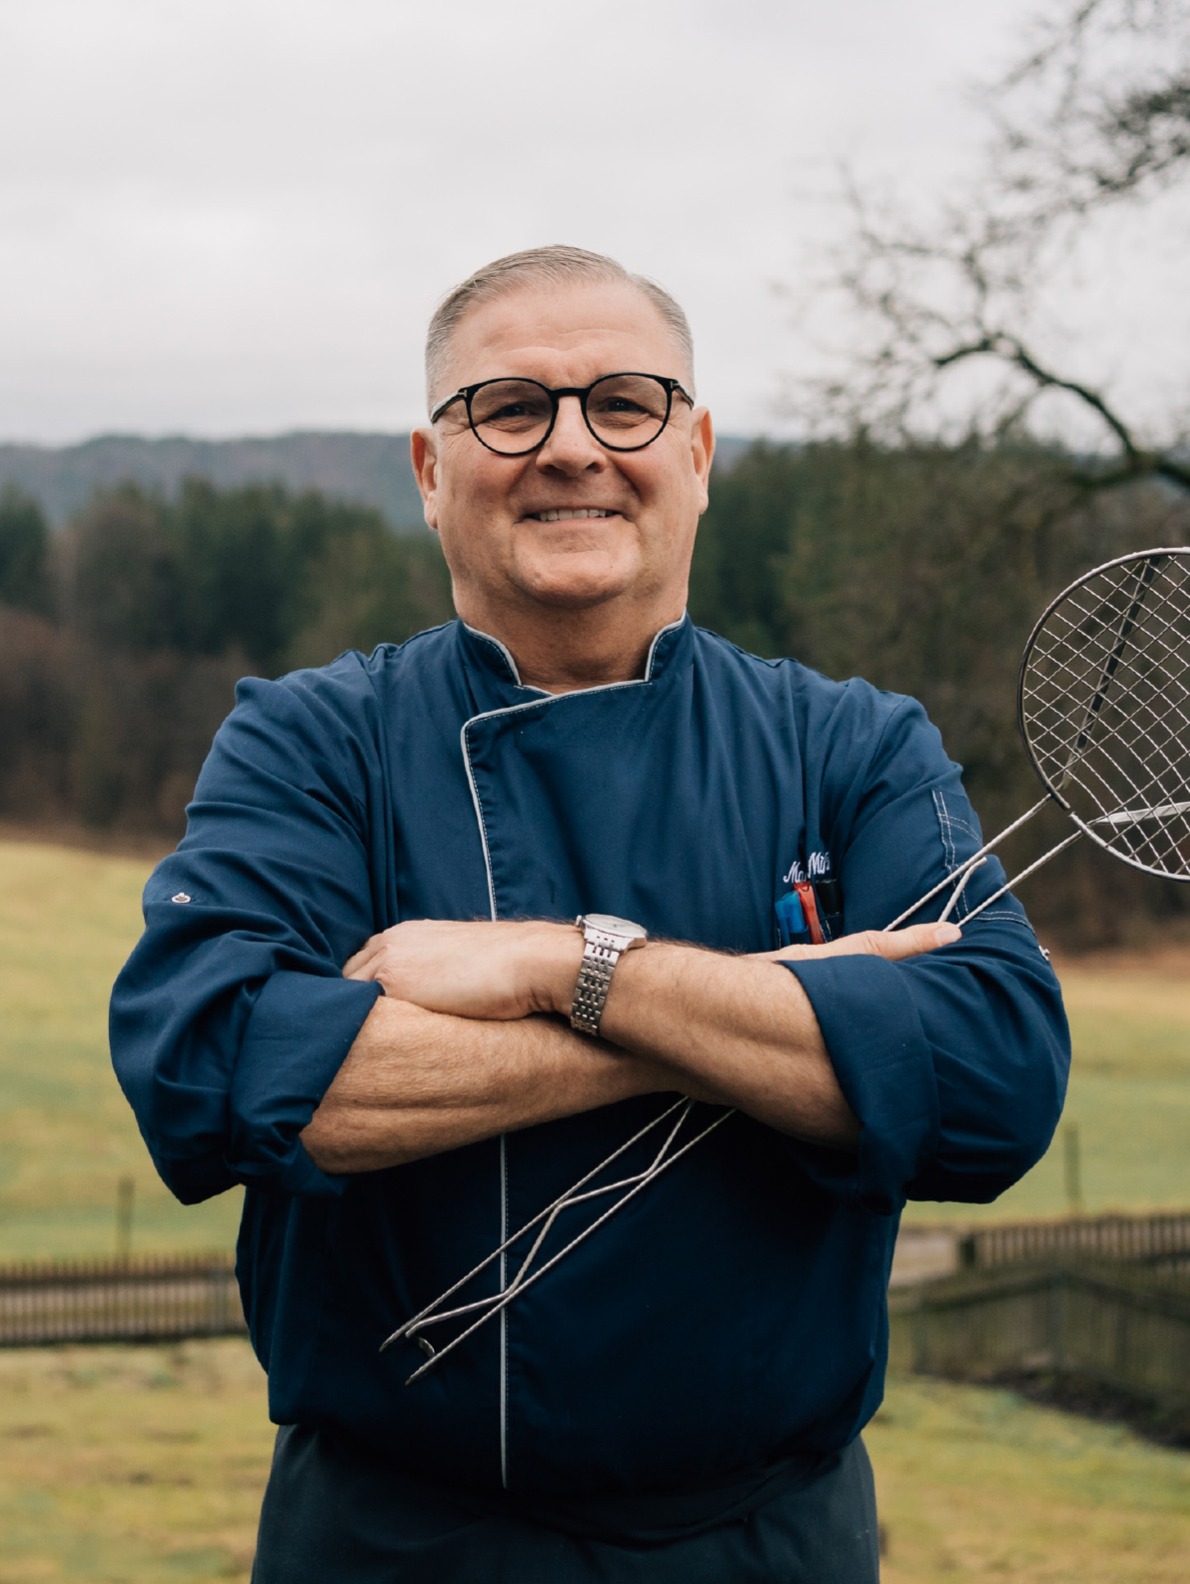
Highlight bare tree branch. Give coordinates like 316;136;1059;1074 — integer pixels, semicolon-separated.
790;0;1190;497
989;0;1190;225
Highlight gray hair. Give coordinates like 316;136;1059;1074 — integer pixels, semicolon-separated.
424;244;695;408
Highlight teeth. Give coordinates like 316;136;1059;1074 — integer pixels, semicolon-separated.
535;508;613;522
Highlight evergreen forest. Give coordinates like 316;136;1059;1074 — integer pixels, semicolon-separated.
1;440;1187;947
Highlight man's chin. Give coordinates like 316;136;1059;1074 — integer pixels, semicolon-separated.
514;555;638;612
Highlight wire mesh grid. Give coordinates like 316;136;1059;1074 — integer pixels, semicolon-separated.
1020;551;1190;879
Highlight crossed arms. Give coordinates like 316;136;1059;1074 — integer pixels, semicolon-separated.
111;665;1070;1211
300;918;962;1173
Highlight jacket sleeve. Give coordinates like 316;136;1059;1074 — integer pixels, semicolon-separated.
109;662;386;1204
778;689;1071;1214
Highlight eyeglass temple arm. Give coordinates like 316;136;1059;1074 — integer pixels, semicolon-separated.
428;390;464;423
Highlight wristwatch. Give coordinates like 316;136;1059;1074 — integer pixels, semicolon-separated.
570;914;648;1037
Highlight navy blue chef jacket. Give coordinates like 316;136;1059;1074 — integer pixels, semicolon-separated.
110;615;1069;1497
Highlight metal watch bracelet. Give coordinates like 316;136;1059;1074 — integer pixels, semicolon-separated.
569;914;648;1037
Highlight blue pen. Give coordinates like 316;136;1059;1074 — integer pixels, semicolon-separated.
774;889;814;948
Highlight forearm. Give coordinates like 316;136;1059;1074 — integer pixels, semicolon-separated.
597;943;861;1149
301;994;670;1173
334;917;962;1164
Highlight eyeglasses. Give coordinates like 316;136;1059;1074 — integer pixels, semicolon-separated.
429;372;695;456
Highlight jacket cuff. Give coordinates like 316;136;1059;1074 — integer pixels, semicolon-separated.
777;955;940;1213
228;971;384;1196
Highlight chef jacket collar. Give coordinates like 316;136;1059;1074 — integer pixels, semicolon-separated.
455;613;693;700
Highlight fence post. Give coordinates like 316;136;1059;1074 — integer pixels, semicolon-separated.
115;1176;135;1261
1063;1125;1083;1217
1047;1270;1068;1372
209;1263;229;1334
912;1292;930;1374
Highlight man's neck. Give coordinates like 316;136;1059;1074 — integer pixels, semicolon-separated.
462;601;684;694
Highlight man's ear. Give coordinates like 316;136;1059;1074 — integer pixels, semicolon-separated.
410;428;440;532
690;407;715;515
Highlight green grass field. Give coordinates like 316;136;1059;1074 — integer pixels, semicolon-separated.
0;1341;1186;1584
869;1374;1190;1582
0;1340;270;1583
0;839;242;1260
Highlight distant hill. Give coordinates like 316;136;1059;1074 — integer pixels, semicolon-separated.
0;430;756;531
0;432;429;533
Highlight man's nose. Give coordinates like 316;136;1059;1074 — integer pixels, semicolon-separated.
535;395;606;472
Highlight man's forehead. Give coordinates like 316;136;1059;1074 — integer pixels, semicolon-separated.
440;280;688;387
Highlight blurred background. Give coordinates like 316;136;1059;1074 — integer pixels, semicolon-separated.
1;3;1188;1580
2;0;1188;943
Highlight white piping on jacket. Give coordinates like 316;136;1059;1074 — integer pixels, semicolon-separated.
499;1133;508;1489
457;614;683;1492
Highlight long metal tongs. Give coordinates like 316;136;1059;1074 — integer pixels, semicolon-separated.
891;550;1186;929
886;795;1080;929
388;549;1189;1382
887;795;1190;931
381;1097;733;1383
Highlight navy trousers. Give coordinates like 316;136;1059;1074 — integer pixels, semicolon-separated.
251;1425;881;1582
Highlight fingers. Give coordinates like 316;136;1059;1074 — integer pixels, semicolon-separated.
760;921;962;963
343;936;386;979
854;922;963;960
339;919;567;1019
344;924;413;980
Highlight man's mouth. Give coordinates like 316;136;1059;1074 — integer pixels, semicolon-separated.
528;508;617;523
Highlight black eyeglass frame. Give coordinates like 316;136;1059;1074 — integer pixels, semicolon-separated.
429;372;696;456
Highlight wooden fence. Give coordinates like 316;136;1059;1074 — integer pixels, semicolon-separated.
3;1211;1190;1362
889;1262;1190;1410
956;1210;1190;1272
891;1212;1190;1416
0;1253;245;1346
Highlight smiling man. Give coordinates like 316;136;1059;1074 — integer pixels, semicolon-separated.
411;276;713;691
111;246;1069;1582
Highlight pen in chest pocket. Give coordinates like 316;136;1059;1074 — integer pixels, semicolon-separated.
774;875;844;947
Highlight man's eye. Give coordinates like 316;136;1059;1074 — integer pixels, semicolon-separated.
590;395;657;429
588;377;668;426
596;396;648;416
473;385;551;429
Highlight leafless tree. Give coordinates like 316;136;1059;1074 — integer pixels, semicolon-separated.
800;0;1190;493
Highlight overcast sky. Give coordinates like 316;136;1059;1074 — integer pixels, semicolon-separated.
1;0;1182;444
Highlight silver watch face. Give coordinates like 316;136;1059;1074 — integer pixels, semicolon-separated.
580;913;648;941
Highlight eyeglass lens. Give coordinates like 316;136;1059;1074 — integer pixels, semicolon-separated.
468;375;672;453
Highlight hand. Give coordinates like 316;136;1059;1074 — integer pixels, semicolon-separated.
753;920;962;964
343;919;583;1022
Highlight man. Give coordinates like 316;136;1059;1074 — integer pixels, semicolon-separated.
111;245;1069;1581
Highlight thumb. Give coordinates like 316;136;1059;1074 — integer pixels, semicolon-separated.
772;921;962;963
